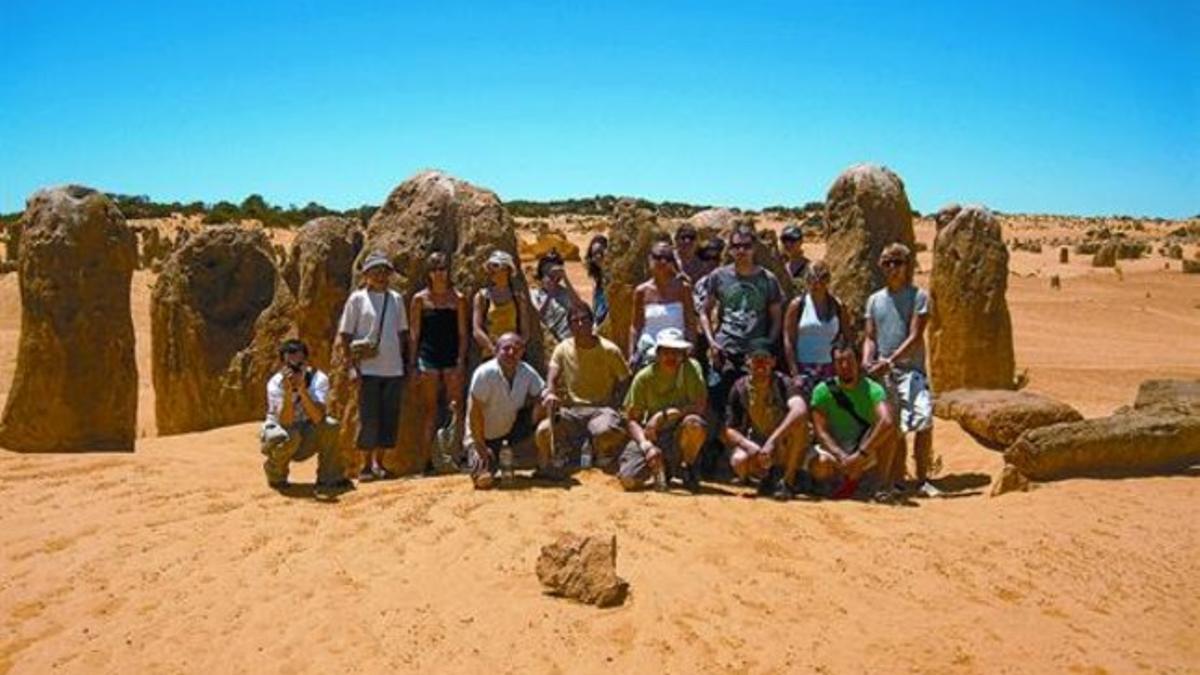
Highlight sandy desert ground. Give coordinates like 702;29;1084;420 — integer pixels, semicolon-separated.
1;216;1198;673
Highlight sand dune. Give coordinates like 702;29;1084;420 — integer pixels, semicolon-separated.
1;217;1198;673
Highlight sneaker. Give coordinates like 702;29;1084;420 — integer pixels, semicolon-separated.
756;466;781;498
268;479;289;491
358;468;378;483
916;481;943;499
772;479;793;502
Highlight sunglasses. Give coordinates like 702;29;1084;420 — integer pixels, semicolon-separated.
651;252;675;262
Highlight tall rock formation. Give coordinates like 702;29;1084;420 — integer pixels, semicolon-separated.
0;186;138;451
823;164;916;324
928;204;1015;391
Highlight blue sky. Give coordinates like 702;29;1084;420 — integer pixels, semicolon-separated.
1;1;1196;217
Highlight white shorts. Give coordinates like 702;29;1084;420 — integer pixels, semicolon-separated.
886;368;933;433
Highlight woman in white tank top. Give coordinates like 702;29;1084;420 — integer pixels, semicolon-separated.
629;241;698;369
783;260;852;399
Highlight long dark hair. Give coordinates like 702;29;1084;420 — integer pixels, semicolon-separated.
585;234;608;284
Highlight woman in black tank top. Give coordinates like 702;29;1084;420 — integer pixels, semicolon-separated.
409;252;468;471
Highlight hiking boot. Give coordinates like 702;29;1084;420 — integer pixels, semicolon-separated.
755;469;777;498
358;468;378;483
268;479;289;491
531;467;568;483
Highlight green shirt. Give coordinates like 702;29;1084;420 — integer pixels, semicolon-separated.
623;358;706;422
810;376;886;449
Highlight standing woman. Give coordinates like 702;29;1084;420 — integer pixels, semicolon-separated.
783;260;852;400
472;250;528;358
409;252;469;471
628;240;698;370
337;252;410;482
586;235;610;326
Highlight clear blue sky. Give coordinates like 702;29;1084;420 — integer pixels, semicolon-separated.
1;1;1196;217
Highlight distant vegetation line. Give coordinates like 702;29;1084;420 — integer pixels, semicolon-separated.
1;193;1189;226
0;193;825;226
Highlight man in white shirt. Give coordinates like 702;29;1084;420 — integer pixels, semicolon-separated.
260;339;347;497
337;252;409;482
465;333;551;489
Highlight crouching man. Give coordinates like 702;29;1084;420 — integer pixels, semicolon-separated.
466;333;553;489
260;339;348;496
807;338;898;501
537;303;631;472
616;328;709;492
722;339;809;501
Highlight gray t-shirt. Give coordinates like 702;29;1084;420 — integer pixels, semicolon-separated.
708;265;784;354
865;286;929;372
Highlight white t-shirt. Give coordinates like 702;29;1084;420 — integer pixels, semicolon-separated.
466;359;545;443
266;368;331;424
338;288;409;377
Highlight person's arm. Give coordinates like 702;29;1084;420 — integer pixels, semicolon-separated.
407;292;423;372
681;281;699;342
845;400;896;476
472;290;494;355
294;371;326;422
863;314;882;375
811;407;851;462
700;281;722;365
456;292;469;367
337;332;356;376
782;296;802;377
762;395;808;459
767;298;784;344
628;285;646;362
468;393;490;463
515;290;531;344
720;389;760;454
682;362;708;418
336;294;360;377
544;352;562;411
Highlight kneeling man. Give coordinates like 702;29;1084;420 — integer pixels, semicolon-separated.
722;339;809;501
260;339;347;496
808;338;898;499
616;328;709;492
466;333;552;489
538;303;631;472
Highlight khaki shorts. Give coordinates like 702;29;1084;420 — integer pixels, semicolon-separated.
546;406;627;467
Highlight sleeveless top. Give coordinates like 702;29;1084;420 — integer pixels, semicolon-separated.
419;306;460;369
634;300;686;359
484;290;520;351
794;293;840;365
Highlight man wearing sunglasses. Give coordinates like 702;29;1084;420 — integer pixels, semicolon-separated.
863;243;940;498
700;224;785;444
674;222;708;284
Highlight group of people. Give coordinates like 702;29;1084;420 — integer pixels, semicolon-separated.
259;222;941;503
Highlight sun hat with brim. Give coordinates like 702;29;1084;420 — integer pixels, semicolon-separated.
654;327;693;353
486;250;516;272
361;252;394;273
747;338;775;358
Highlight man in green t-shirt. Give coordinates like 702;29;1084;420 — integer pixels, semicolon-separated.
616;328;709;492
808;338;898;498
538;304;631;473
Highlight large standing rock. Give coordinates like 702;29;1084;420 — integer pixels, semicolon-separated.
3;219;20;262
536;533;629;608
823;164;917;323
281;216;363;371
596;199;669;354
934;389;1083;450
327;171;536;475
1001;412;1200;485
1092;241;1117;267
0;186;137;451
151;226;294;435
928;204;1015;391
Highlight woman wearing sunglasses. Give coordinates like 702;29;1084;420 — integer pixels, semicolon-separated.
409;251;469;473
628;240;699;369
783;260;852;401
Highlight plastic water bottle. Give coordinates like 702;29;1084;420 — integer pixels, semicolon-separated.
580;442;593;469
499;441;515;487
654;464;668;492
